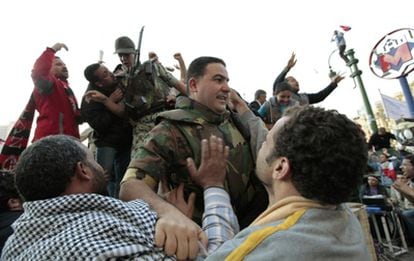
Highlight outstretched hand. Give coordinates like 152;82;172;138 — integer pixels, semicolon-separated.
51;43;68;52
187;135;229;189
166;183;196;218
286;52;297;70
331;73;345;85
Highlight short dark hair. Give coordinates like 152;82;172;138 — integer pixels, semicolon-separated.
0;170;19;211
404;154;414;165
275;81;293;95
14;135;87;201
254;89;267;100
84;63;101;83
186;56;226;94
267;106;367;204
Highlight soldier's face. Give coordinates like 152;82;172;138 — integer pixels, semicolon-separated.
118;53;135;68
189;63;230;114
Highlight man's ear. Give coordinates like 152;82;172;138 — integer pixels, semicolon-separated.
7;198;22;211
75;161;93;181
188;78;198;93
272;157;291;180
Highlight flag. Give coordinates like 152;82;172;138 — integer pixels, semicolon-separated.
380;93;410;120
340;25;352;32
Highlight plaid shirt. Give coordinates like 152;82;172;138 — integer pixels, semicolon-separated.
2;194;174;260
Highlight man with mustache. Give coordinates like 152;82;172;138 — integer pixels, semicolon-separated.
120;56;268;260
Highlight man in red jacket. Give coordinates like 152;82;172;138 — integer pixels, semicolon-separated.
0;43;81;170
31;42;81;141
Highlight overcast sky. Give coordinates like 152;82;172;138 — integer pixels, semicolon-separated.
1;0;413;131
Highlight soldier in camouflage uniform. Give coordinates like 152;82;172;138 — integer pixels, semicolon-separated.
120;56;267;229
113;36;186;159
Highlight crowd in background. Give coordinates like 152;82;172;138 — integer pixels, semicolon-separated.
0;32;414;260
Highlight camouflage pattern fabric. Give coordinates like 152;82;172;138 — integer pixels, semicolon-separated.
130;111;164;158
129;97;267;227
122;60;180;156
122;61;179;122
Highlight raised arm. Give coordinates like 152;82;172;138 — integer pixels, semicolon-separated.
306;74;345;104
173;53;187;83
229;89;268;159
187;136;239;255
119;123;206;260
157;62;187;96
273;52;296;93
31;43;68;94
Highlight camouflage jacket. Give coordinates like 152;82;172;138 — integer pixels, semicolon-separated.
129;96;267;227
119;61;179;121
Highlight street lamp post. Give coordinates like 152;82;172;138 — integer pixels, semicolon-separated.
346;48;378;133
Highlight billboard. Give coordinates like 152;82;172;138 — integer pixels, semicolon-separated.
369;28;414;79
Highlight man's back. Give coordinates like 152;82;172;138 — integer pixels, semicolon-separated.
368;131;396;151
2;194;171;260
207;204;371;260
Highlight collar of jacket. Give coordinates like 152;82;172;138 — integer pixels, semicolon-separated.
173;96;230;124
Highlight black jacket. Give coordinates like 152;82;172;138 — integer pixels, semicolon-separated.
80;83;132;149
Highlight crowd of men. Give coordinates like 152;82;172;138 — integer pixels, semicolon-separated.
0;33;413;260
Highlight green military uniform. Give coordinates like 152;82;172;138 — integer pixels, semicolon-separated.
129;96;267;228
123;60;180;158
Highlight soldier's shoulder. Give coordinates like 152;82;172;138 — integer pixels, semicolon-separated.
157;109;203;125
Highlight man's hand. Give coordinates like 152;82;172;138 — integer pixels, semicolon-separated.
109;88;123;103
155;207;207;260
331;74;345;85
392;179;410;193
286;52;297;70
51;43;68;52
166;183;196;218
121;178;207;259
187;136;229;189
228;88;249;114
173;53;183;62
84;90;108;103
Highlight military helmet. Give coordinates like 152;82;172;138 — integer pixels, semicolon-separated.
114;36;135;54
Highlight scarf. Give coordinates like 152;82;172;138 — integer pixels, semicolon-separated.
226;196;335;261
251;196;333;226
0;94;35;170
0;85;80;170
1;193;173;260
